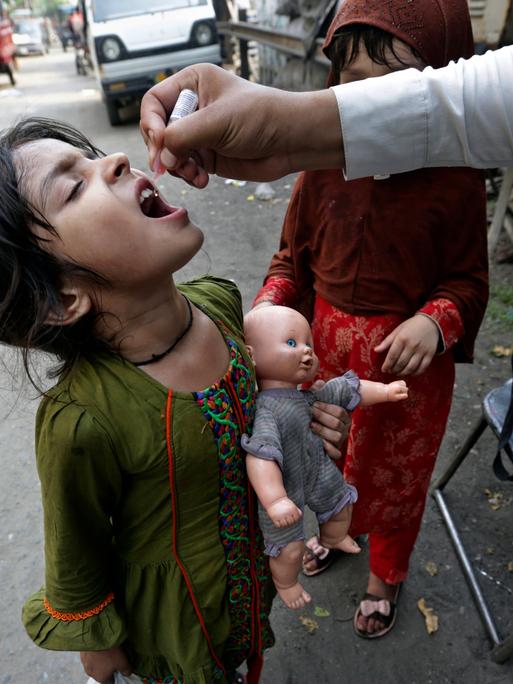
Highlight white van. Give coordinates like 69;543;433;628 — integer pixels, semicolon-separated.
84;0;221;125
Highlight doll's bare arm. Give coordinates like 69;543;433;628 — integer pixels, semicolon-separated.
246;455;302;527
242;408;301;527
359;379;408;407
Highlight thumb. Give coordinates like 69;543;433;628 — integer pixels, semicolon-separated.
163;107;223;158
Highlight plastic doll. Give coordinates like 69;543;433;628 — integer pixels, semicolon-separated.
242;306;408;609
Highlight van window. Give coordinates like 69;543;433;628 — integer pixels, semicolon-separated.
92;0;207;22
14;20;43;37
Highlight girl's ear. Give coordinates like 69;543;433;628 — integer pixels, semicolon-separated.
45;285;92;326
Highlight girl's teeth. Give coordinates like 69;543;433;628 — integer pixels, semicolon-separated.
139;187;156;204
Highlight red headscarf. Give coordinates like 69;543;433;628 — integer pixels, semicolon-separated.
323;0;474;69
264;0;488;362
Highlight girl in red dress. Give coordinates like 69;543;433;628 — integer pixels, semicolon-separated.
253;0;488;639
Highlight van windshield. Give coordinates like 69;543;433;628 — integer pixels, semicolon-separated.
92;0;206;22
14;20;42;37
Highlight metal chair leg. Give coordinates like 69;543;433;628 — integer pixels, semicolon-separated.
432;489;502;646
430;416;487;493
431;413;513;662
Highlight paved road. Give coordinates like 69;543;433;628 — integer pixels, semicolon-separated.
0;49;512;684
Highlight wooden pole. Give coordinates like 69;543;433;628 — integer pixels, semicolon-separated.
238;8;250;80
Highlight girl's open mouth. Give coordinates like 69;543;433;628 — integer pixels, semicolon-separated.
136;179;180;219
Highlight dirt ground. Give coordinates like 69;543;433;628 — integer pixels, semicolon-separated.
0;49;512;684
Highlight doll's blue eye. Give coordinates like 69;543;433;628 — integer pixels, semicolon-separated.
287;339;297;347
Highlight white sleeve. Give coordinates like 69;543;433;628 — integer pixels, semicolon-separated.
333;45;513;180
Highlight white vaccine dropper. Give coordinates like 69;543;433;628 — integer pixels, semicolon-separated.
152;89;199;182
169;88;199;122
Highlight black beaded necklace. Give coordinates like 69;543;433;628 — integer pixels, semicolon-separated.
133;295;193;367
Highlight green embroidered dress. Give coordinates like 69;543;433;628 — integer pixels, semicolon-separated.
22;277;274;684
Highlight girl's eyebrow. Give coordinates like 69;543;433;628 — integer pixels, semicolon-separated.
39;149;95;209
40;154;79;203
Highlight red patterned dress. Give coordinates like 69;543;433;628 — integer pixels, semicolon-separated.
253;161;488;584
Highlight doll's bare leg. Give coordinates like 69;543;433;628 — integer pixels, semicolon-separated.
246;454;302;527
319;504;361;554
270;541;312;609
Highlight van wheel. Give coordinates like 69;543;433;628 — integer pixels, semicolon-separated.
106;99;121;126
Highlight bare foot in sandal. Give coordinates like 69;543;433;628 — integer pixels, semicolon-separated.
328;533;361;554
302;536;338;576
302;534;359;577
354;572;401;638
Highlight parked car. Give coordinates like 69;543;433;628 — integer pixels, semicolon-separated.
83;0;222;125
13;18;47;56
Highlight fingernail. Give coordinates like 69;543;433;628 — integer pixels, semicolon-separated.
148;129;154;144
161;148;178;169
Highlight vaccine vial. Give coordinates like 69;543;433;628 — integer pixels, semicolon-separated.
169;89;199;123
152;89;199;182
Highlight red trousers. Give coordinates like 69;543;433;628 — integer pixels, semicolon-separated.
311;296;455;584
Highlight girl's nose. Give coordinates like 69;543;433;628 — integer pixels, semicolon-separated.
101;152;130;182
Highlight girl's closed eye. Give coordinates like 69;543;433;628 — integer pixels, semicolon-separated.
67;180;83;202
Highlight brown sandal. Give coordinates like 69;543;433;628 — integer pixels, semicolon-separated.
353;584;401;639
302;536;343;577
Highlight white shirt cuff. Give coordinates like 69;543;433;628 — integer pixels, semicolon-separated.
332;69;428;180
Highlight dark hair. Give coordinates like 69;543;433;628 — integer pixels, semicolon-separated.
0;117;112;389
326;24;424;83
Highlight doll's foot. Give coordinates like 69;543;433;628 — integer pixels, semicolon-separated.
328;534;361;554
266;497;302;528
276;581;312;609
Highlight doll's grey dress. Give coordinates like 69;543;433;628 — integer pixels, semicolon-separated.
241;373;359;556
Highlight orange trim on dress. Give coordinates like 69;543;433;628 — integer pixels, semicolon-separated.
44;591;115;622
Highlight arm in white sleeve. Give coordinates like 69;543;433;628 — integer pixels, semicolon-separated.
333;45;513;179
